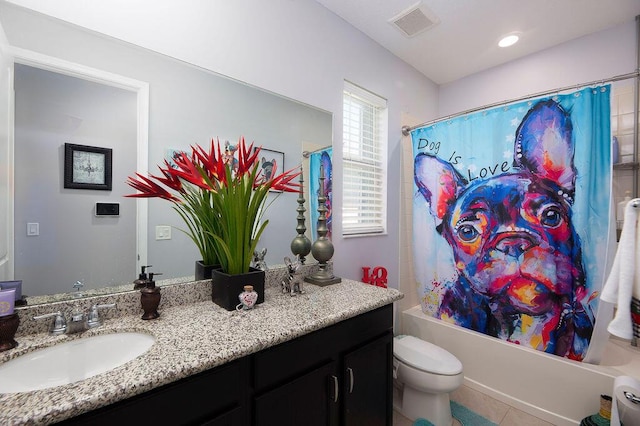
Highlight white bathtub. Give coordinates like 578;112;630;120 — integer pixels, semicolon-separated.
401;305;640;425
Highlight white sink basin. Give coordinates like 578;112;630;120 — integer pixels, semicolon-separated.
0;332;155;393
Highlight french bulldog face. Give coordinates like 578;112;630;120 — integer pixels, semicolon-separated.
415;100;585;318
440;174;581;315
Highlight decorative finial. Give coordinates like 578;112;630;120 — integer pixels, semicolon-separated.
305;164;341;286
290;166;311;263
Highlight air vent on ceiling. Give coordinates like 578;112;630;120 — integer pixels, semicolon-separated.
389;3;440;38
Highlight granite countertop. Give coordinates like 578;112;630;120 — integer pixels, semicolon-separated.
0;278;403;425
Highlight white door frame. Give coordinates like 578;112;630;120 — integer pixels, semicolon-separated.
0;22;13;281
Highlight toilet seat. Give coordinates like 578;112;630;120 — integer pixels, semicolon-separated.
394;335;462;376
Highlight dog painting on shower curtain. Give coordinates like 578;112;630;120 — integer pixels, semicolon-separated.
412;88;612;361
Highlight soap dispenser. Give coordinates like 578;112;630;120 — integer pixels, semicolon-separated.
134;265;151;290
141;272;162;320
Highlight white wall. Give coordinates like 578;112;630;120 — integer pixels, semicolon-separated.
438;20;637;116
5;0;439;288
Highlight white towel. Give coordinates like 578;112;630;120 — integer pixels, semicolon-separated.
601;199;640;339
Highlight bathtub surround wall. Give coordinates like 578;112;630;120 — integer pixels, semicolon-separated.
402;305;640;426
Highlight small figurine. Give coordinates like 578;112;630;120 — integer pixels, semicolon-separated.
251;248;268;271
223;140;239;172
282;255;304;296
261;157;277;180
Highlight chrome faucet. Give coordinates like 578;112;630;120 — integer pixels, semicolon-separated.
87;303;116;328
67;310;87;334
33;311;67;335
33;303;117;335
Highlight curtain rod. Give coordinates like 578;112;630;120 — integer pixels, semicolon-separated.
401;70;640;136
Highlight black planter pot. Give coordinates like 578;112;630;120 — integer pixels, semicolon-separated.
195;261;218;281
211;267;265;311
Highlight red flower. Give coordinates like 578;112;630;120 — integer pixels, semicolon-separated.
125;173;181;203
125;137;301;275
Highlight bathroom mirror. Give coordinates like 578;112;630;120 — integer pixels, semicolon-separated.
1;3;332;304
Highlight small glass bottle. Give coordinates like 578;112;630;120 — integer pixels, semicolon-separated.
236;285;258;311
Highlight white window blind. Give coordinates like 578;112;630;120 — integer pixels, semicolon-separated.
342;81;387;236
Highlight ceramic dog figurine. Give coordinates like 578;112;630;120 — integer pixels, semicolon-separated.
251;248;268;271
414;100;593;360
282;255;304;296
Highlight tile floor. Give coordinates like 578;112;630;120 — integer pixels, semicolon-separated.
393;384;554;426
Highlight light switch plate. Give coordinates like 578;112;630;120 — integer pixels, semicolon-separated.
155;225;171;240
27;223;39;236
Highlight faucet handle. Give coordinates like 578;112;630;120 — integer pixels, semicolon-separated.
87;303;117;328
33;311;67;335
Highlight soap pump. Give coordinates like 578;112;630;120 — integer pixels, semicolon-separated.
141;271;162;320
134;265;152;290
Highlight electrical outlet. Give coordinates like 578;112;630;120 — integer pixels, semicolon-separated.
155;225;171;240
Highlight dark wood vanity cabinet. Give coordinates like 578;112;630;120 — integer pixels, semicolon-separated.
59;304;393;426
342;333;393;426
60;358;249;426
252;332;393;426
252;304;393;426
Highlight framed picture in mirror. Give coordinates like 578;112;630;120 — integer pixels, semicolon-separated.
256;147;285;192
64;143;113;190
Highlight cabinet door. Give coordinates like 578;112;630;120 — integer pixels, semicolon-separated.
60;359;247;425
254;361;339;426
200;406;245;426
342;332;392;426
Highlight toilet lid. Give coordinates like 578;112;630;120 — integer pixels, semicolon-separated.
394;335;462;376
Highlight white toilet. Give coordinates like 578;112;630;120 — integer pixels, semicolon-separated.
393;335;464;426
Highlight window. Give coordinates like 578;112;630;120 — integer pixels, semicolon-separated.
342;81;387;236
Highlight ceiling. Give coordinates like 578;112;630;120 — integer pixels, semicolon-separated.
314;0;640;85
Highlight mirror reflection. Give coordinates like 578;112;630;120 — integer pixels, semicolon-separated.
2;4;332;304
14;64;138;297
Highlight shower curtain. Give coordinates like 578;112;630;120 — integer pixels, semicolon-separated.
309;147;333;240
410;87;614;361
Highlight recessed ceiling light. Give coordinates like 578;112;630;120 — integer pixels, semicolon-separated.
498;34;520;48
